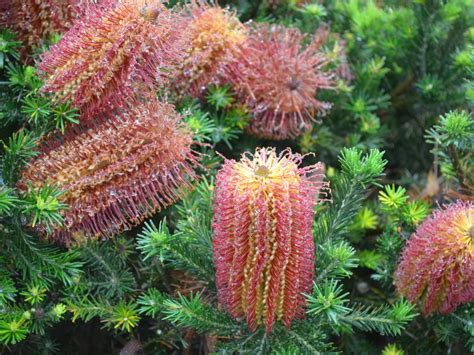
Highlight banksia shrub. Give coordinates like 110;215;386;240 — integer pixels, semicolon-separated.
395;200;474;315
0;0;77;60
225;24;335;140
38;0;186;119
172;1;247;98
19;99;200;244
212;148;327;332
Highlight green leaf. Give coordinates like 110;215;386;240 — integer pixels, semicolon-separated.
0;319;28;345
137;288;165;317
22;183;67;233
0;186;18;214
339;299;418;336
379;185;408;210
206;85;235;109
162;293;240;335
106;302;140;332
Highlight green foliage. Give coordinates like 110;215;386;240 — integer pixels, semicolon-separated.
306;280;351;329
0;30;20;68
351;206;378;231
382;343;405;355
306;282;417;337
315;241;358;282
22;184;67;233
180;86;247;149
107;302;140;332
358;250;383;271
0;319;28;345
1;129;39;185
0;117;85;346
401;200;430;226
67;296;140;333
0;186;17;214
206;85;235;109
137;219;170;262
77;240;136;299
1;46;79;132
52;103;79;134
0;277;16;305
137;288;165;317
432;111;474;148
379;185;408;210
339;147;387;186
21;94;51;127
20;284;47;306
313;149;386;256
162;293;241;335
337;300;417;337
426;110;473;188
138;179;215;284
7;64;42;93
21;94;79;133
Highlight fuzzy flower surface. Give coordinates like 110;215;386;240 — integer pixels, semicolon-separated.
0;0;77;60
172;1;247;98
38;0;186;119
20;99;200;244
395;200;474;315
212;148;327;332
225;24;335;140
69;0;107;18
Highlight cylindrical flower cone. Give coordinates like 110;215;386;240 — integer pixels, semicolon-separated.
20;98;201;245
395;200;474;315
171;1;247;99
212;148;327;332
38;0;187;119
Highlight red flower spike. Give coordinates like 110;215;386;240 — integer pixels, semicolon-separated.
225;24;336;140
395;200;474;315
19;98;201;245
172;1;247;98
213;148;327;332
38;0;187;119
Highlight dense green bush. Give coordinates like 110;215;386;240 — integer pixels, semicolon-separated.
0;0;472;353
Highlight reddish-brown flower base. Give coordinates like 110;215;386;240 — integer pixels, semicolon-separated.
213;148;327;332
20;99;200;245
395;200;474;315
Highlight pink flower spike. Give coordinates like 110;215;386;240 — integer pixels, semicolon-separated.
213;148;327;332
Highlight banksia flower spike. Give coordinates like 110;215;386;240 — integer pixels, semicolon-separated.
38;0;186;119
225;24;335;140
213;148;327;332
395;200;474;315
20;98;200;244
172;1;247;98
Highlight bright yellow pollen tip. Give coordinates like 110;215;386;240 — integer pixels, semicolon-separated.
234;149;301;194
458;208;474;248
255;165;270;177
